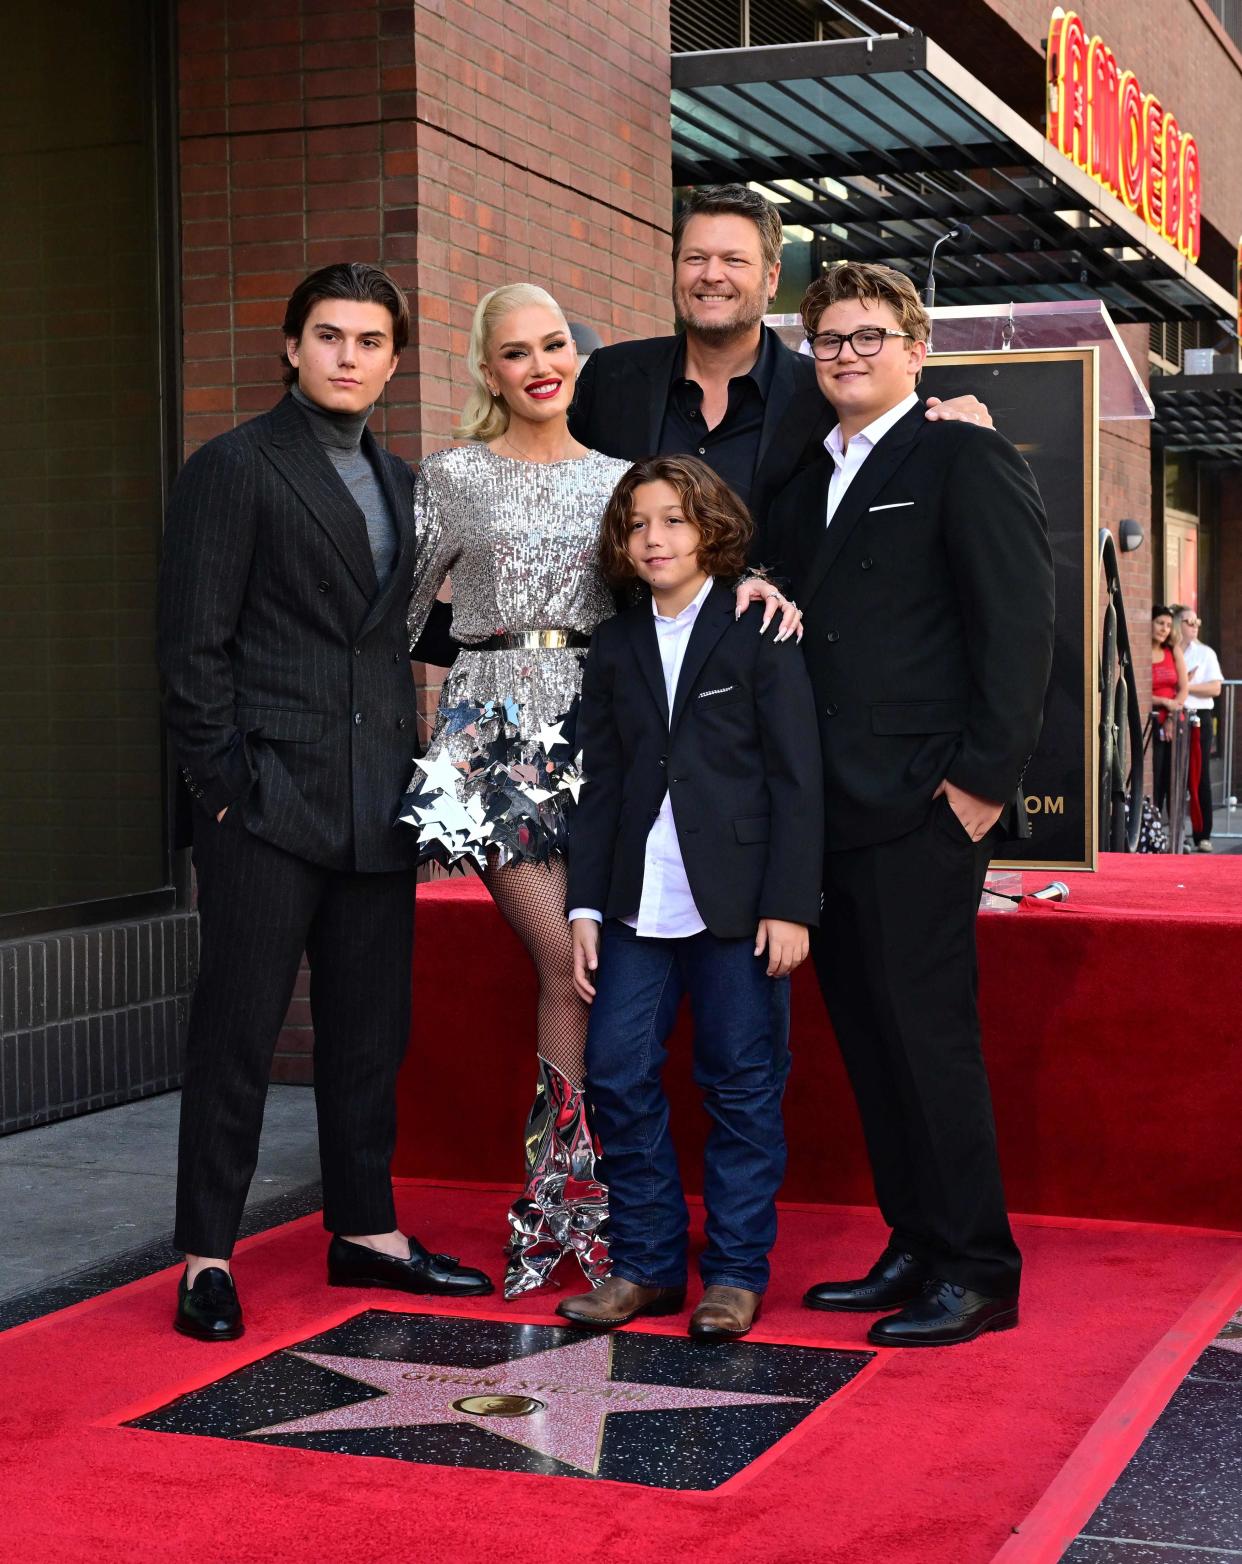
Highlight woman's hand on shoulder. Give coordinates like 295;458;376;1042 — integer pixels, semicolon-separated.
734;578;803;642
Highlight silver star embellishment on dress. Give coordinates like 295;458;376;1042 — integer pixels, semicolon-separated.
242;1332;806;1475
532;718;568;756
410;749;466;801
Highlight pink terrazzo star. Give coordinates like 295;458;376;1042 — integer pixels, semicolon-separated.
244;1332;807;1474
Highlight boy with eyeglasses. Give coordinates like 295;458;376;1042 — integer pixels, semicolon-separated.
757;262;1055;1347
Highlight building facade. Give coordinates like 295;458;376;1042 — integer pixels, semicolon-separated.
1;0;1238;1126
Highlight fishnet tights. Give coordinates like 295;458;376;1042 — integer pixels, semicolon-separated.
479;854;588;1086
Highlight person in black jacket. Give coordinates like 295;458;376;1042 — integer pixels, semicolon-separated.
758;263;1055;1347
157;263;491;1341
569;184;991;531
557;456;823;1343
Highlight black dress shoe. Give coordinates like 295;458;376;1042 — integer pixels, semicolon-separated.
174;1266;243;1341
867;1280;1019;1347
327;1234;494;1297
803;1246;930;1313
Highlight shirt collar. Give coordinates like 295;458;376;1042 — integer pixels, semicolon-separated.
670;325;778;401
825;390;920;466
651;575;715;624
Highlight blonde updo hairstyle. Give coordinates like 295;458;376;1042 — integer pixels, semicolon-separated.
456;283;570;443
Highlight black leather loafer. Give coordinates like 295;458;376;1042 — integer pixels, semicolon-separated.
327;1234;494;1297
174;1266;243;1341
867;1280;1019;1347
803;1246;930;1313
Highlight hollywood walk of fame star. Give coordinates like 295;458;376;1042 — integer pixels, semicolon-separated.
242;1331;808;1475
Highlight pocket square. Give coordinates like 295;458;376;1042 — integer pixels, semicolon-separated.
869;500;915;512
698;684;735;699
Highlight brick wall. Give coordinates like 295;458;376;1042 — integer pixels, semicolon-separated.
406;0;672;453
177;0;674;1080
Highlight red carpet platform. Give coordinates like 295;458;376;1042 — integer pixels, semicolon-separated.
1;1186;1239;1564
396;854;1242;1229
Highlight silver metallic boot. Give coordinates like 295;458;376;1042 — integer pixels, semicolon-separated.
504;1057;610;1299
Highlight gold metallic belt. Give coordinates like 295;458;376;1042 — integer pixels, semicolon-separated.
471;630;591;651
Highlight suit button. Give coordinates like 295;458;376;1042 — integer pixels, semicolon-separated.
393;652;403;664
354;645;362;656
860;558;874;570
825;703;838;717
397;717;408;730
826;630;840;643
658;757;666;768
354;711;363;726
318;580;330;593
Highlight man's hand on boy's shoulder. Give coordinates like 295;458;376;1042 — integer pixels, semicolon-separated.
924;394;993;429
754;918;809;978
570;918;600;1004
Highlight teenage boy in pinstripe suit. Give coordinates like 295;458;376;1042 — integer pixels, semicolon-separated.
158;264;492;1341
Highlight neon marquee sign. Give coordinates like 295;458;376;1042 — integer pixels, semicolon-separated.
1046;8;1201;262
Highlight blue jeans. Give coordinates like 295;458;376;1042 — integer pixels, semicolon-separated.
586;920;791;1293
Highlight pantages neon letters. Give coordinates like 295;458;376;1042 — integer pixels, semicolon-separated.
1046;8;1201;262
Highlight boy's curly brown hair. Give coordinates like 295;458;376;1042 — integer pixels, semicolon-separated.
598;455;754;586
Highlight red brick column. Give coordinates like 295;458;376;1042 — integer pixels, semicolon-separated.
176;0;674;1081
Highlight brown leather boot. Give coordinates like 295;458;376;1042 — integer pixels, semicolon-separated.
556;1275;685;1330
689;1285;762;1341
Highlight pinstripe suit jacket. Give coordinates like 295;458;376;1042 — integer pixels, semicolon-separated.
157;393;444;873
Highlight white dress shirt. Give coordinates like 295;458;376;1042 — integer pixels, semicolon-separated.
1184;639;1223;712
569;576;713;939
824;390;920;527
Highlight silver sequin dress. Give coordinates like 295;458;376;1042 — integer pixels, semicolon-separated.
401;444;629;869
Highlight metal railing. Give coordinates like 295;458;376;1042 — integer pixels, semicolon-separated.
1098;529;1145;851
1214;680;1241;840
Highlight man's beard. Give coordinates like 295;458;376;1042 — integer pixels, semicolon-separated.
674;286;769;344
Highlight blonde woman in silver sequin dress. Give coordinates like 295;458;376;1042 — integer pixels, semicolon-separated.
402;284;798;1299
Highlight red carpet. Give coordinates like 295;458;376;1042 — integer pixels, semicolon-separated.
1;1184;1239;1564
397;853;1242;1229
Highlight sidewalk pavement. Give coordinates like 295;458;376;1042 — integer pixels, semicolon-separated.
0;1086;320;1321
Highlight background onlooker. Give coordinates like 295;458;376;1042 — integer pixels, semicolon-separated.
1174;606;1224;852
1150;606;1189;822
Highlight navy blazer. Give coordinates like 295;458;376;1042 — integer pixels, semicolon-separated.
757;400;1056;851
157;393;447;872
567;581;824;939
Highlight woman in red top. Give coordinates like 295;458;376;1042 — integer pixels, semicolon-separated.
1151;605;1189;814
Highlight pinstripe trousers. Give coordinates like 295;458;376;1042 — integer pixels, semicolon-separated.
174;814;415;1257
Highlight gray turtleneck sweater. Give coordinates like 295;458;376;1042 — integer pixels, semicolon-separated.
291;382;399;589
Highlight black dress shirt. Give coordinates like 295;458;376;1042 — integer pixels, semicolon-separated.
658;324;781;504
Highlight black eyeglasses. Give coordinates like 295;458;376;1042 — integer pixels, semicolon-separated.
807;327;911;361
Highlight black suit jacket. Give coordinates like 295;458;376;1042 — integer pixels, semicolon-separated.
757;400;1055;851
157;393;449;872
569;330;835;524
567;582;824;939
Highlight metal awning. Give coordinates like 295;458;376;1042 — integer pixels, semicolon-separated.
671;34;1235;325
1152;373;1242;459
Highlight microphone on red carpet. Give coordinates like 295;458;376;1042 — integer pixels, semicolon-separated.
989;881;1070;905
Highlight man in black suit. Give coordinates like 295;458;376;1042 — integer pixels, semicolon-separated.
157;263;490;1341
759;263;1055;1347
569;183;989;530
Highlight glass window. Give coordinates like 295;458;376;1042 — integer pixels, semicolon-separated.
0;3;172;920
